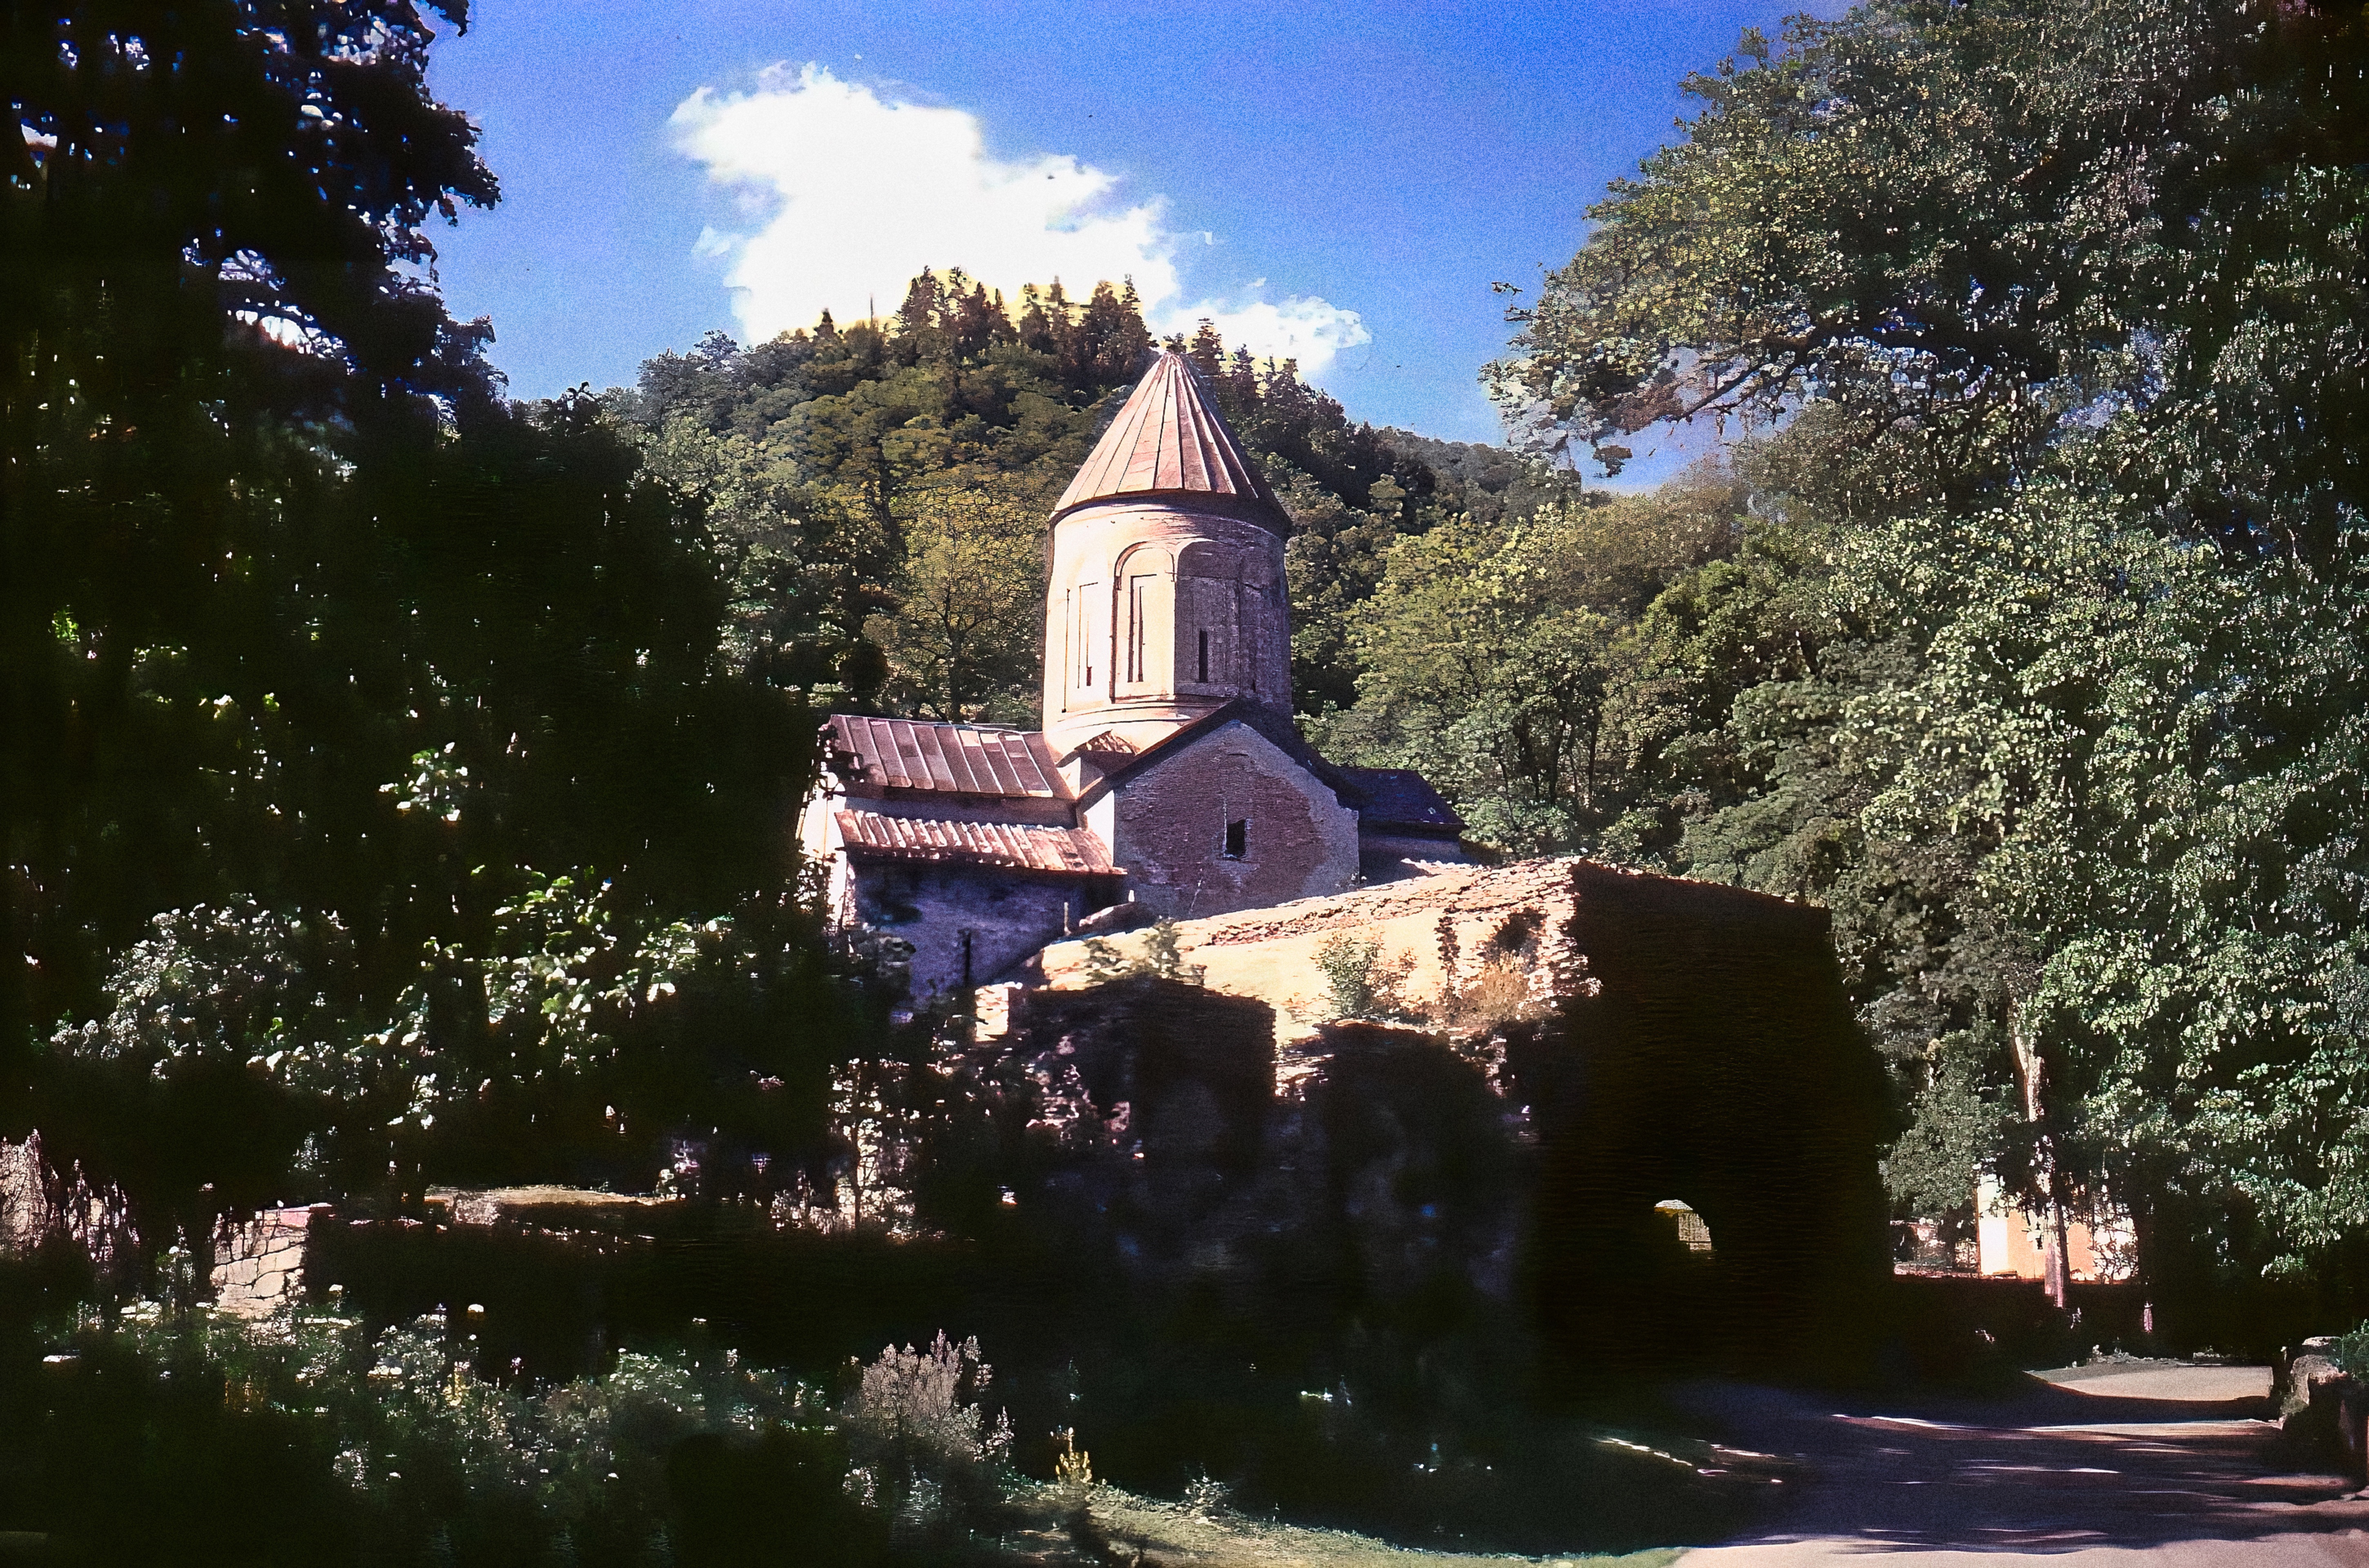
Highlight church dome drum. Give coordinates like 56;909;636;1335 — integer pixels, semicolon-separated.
1041;351;1294;757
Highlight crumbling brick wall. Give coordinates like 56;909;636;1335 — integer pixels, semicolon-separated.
1037;857;1892;1378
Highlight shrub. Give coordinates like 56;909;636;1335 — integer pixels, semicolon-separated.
1314;935;1383;1019
37;875;855;1264
1312;934;1421;1024
2331;1321;2369;1380
841;1331;1013;1540
0;1289;877;1566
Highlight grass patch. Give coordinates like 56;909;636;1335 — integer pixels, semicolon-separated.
1002;1483;1687;1567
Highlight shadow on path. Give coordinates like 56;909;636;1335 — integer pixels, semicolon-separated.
1673;1365;2369;1564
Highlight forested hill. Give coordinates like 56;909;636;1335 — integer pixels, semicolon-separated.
607;270;1573;720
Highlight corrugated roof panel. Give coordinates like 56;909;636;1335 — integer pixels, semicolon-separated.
835;810;1117;876
822;715;1062;799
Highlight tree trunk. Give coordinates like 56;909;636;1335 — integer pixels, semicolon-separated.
2010;1007;2070;1310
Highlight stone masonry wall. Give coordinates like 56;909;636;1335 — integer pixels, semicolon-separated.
211;1206;323;1318
1039;857;1586;1040
853;859;1084;1000
1106;721;1360;923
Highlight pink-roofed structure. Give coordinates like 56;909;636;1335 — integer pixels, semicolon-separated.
1042;348;1297;756
1052;349;1285;523
800;349;1467;1000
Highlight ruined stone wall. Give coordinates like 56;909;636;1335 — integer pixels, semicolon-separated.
1537;862;1892;1376
1039;858;1585;1038
0;1134;132;1265
4;1138;323;1317
210;1206;322;1318
0;1138;45;1256
1104;721;1360;922
1035;856;1892;1377
1010;980;1526;1320
852;860;1084;999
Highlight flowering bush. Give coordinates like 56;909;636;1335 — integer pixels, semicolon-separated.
842;1331;1014;1542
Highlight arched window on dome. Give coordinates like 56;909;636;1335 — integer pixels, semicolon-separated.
1065;575;1104;699
1114;545;1174;697
1177;539;1238;696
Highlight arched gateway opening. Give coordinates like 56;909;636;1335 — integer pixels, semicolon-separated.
1528;863;1892;1384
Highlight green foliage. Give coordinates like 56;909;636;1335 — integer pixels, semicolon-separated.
1474;0;2369;1297
38;875;852;1254
866;485;1047;723
623;272;1566;722
1841;468;2369;1273
7;0;485;1047
0;1294;878;1567
7;1;832;1257
1880;1028;2017;1225
9;17;829;1048
1493;0;2242;487
1309;934;1426;1025
1316;464;1748;857
1314;935;1384;1021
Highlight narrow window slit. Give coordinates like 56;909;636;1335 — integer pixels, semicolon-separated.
1224;818;1247;859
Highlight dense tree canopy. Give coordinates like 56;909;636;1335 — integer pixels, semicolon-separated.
1445;0;2369;1308
5;0;837;1253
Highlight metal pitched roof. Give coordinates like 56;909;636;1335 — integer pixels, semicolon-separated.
834;809;1118;876
1053;350;1283;523
1336;766;1467;835
824;715;1063;798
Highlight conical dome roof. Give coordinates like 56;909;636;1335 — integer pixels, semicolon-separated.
1052;350;1284;526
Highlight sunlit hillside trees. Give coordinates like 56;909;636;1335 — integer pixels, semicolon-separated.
617;270;1577;722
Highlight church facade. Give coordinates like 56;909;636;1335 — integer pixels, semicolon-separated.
799;350;1466;1000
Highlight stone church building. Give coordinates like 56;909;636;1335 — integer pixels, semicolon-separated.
800;350;1466;999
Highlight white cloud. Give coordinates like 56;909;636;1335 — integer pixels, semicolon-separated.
1191;293;1374;377
669;65;1370;377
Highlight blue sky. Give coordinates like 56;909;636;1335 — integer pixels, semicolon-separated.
424;0;1831;466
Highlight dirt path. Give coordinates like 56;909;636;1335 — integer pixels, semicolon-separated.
1675;1364;2369;1564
